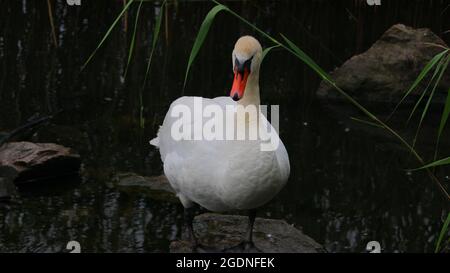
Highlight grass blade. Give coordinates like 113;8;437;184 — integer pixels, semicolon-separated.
412;55;450;146
81;0;135;71
435;212;450;253
411;156;450;170
124;0;143;78
407;55;446;125
350;117;384;128
143;0;166;88
388;49;448;119
261;45;280;63
140;0;167;129
435;86;450;157
183;4;229;90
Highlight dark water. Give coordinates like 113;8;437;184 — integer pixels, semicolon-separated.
0;0;449;252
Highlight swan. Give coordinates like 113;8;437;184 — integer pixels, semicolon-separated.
150;36;290;252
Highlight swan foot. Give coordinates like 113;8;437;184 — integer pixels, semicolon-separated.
222;241;263;253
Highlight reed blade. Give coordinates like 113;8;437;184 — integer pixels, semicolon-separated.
81;0;135;71
436;86;450;157
435;212;450;253
140;0;167;129
412;156;450;170
407;55;446;126
124;0;143;78
412;55;450;147
183;4;229;90
143;0;167;88
389;49;448;119
261;45;280;63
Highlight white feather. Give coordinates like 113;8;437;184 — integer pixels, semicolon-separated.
153;96;290;212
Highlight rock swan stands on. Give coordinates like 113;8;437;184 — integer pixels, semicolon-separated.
170;213;325;253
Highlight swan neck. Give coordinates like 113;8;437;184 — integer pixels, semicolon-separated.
238;73;260;107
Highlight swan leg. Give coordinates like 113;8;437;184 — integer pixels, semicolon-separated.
183;206;198;247
183;205;221;253
245;209;256;243
223;209;262;253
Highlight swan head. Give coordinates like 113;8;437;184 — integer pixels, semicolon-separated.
230;36;262;102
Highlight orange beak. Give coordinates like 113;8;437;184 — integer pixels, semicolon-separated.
230;68;249;101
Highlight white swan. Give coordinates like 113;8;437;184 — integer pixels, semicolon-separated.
150;36;290;252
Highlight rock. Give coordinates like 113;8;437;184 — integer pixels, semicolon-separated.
317;24;450;103
0;142;81;184
112;172;178;202
170;213;325;253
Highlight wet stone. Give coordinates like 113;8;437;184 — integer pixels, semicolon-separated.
317;24;450;103
0;142;81;184
170;213;326;253
112;172;178;202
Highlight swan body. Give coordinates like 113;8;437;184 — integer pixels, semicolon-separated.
151;95;290;211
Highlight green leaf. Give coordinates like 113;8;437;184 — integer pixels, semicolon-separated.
150;1;165;49
261;45;280;63
389;49;448;118
436;85;450;156
412;55;450;146
412;156;450;170
435;212;450;253
140;0;167;129
124;0;143;78
407;54;446;125
81;0;135;71
183;4;229;90
350;117;384;128
142;0;166;88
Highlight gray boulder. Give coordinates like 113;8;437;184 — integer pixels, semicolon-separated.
317;24;450;103
0;142;81;184
112;172;178;202
170;213;325;253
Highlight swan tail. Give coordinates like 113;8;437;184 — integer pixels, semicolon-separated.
149;137;159;147
149;126;162;147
